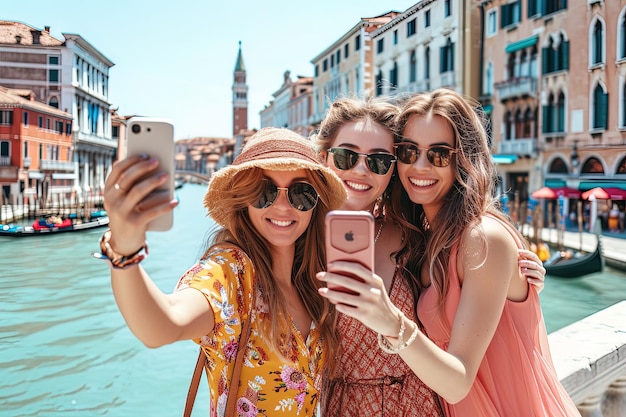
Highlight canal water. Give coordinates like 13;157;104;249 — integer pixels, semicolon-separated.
1;183;626;416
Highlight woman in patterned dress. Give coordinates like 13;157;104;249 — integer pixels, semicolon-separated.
318;90;579;416
312;96;545;416
99;127;347;416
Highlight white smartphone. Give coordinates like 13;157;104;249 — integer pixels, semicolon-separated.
126;117;175;231
325;210;375;294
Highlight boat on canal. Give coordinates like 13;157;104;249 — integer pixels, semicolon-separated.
0;211;109;237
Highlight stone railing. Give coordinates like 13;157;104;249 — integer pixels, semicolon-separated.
549;300;626;416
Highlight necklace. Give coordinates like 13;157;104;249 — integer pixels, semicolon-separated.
374;221;385;243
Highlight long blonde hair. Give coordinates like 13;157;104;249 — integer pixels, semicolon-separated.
210;167;338;367
393;88;527;310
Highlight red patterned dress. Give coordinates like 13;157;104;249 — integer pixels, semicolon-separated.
324;269;443;416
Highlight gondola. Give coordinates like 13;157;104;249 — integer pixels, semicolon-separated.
0;214;109;237
544;235;604;278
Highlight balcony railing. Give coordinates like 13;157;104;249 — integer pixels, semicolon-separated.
40;160;75;171
23;157;31;168
495;76;538;101
0;156;10;166
498;138;537;157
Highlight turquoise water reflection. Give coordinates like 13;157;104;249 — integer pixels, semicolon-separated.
1;183;625;416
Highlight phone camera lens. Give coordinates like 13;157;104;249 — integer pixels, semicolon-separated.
131;124;141;134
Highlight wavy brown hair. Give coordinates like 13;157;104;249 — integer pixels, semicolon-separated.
210;167;339;369
311;95;400;217
390;88;527;313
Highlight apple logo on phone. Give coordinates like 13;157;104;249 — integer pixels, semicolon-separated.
344;231;354;241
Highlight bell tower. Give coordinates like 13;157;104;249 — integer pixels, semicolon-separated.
232;41;248;136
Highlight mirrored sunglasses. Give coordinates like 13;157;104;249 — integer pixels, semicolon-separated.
327;147;396;175
394;142;458;168
252;179;319;212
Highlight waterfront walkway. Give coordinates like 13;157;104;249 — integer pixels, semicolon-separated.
520;224;626;271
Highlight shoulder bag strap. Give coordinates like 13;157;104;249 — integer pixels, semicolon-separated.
183;349;206;417
183;293;255;417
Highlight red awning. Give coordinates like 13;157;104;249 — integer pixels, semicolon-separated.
582;187;626;200
530;186;580;199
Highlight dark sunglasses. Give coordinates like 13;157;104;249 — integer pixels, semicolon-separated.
327;147;396;175
252;179;319;212
394;142;458;168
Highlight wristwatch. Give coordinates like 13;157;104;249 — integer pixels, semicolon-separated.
92;229;148;269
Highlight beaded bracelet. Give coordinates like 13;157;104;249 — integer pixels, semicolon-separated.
92;229;148;270
377;310;419;354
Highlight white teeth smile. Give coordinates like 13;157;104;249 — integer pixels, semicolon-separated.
409;178;437;187
345;181;371;191
269;219;294;227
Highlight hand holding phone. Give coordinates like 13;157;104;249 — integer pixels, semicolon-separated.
126;117;175;231
325;210;375;294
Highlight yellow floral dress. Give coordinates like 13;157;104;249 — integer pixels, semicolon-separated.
175;244;325;417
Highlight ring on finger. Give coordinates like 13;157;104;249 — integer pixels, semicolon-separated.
114;183;126;192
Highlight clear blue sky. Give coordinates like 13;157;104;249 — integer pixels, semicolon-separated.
3;1;418;139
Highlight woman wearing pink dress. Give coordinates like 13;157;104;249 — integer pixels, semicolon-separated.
318;89;580;416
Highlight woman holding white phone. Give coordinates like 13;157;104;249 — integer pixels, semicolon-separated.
97;128;347;417
312;95;547;416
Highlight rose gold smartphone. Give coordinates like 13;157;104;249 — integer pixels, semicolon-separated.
325;210;375;294
126;117;175;231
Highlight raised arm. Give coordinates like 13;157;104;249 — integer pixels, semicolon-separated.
101;155;213;348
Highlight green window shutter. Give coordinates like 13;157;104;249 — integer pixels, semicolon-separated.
599;92;608;129
440;46;445;73
562;41;569;71
451;42;455;71
542;47;549;74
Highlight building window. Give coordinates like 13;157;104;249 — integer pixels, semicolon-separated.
315;65;319;77
557;92;565;132
487;9;497;37
49;97;59;109
590;19;604;66
48;55;59;65
38;115;43;128
336;50;341;65
542;33;569;74
410;50;417;83
440;38;454;73
424;10;431;28
39;143;43;160
49;69;59;83
424;46;431;79
376;70;383;96
622;81;626;128
331;54;335;68
528;0;539;18
323;59;328;72
592;84;608;130
545;0;567;16
355;35;361;51
24;141;28;157
377;38;384;54
66;123;71;135
0;110;13;125
390;62;398;89
501;0;520;28
112;125;119;139
23;112;28;126
444;0;451;17
0;141;9;159
407;18;416;37
344;43;349;58
393;30;398;45
46;118;51;130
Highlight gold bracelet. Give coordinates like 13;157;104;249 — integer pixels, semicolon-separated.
92;229;148;270
377;310;419;354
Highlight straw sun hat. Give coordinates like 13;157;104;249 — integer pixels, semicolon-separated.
205;127;347;227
